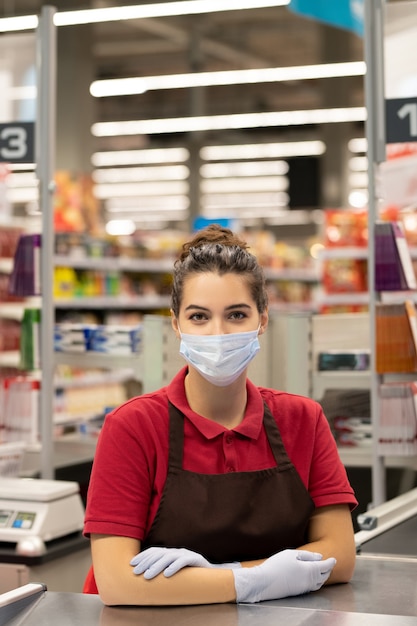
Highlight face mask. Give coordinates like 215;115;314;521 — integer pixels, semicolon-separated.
179;327;260;387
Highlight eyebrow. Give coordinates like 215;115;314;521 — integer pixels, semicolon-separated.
184;303;252;312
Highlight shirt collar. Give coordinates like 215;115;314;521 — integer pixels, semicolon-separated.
167;366;265;441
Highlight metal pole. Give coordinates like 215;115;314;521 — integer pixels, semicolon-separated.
36;5;57;479
363;0;386;505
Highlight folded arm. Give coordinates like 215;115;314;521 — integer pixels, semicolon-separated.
91;534;236;606
91;504;355;606
298;504;356;583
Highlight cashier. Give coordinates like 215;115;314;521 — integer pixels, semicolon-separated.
83;225;358;605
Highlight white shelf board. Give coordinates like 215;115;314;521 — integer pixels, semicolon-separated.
54;350;143;379
264;267;320;283
339;447;417;470
0;258;13;273
54;295;171;309
319;247;368;260
0;350;20;367
54;255;174;273
313;371;371;399
55;367;135;388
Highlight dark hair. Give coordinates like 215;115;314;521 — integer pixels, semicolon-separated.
171;224;268;316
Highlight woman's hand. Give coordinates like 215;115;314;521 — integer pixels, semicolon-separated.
233;549;336;603
130;547;241;579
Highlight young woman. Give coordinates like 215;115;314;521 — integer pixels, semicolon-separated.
83;225;357;605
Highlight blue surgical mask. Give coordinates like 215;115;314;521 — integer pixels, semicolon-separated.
179;327;260;387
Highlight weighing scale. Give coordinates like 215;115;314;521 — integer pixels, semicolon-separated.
0;478;85;558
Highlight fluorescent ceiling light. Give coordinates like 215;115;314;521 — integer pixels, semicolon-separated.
200;161;289;177
7;86;37;100
106;196;189;211
91;62;365;97
92;147;189;167
8;172;38;187
202;206;290;219
8;163;35;171
7;187;39;203
201;176;289;193
0;1;289;32
201;140;326;160
348;137;367;153
92;107;366;136
349;172;368;187
56;1;289;26
0;15;38;32
93;165;189;183
202;192;289;208
95;181;189;198
349;156;368;171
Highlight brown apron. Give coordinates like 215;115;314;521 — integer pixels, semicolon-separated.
142;401;314;563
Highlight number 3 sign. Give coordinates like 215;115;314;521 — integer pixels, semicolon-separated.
0;122;35;163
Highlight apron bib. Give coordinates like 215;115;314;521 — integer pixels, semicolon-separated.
143;401;314;563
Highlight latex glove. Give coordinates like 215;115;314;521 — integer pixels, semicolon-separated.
233;549;336;603
130;547;241;579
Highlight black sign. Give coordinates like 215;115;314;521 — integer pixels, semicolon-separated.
386;97;417;144
0;122;35;163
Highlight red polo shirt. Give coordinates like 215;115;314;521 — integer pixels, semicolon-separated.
84;366;357;542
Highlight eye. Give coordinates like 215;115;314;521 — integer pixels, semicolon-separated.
228;311;247;320
189;312;207;322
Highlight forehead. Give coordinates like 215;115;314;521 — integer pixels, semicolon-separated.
181;272;254;306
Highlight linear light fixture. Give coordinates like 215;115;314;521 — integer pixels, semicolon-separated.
200;161;289;177
94;181;189;199
0;1;289;32
201;176;289;193
106;195;189;212
92;165;189;183
90;62;366;97
92;107;366;136
348;137;367;153
201;140;326;160
91;147;190;167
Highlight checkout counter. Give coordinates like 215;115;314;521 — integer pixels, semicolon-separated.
1;479;417;623
2;554;417;625
3;487;417;625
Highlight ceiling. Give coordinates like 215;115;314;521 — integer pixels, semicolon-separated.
4;1;366;140
3;1;373;229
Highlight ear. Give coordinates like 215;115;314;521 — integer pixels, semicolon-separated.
171;310;181;338
258;309;269;335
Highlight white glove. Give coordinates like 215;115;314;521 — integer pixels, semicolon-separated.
130;547;241;579
233;549;336;603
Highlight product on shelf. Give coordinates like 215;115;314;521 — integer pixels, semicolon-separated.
54;323;142;355
324;209;368;248
8;233;41;297
376;301;417;373
0;376;39;445
378;382;417;456
375;221;417;291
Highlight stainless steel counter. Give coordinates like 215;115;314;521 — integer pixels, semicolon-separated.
8;556;417;625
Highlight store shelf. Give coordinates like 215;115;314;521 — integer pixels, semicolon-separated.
313;371;371;400
55;368;135;388
264;267;320;283
54;255;174;273
318;292;369;306
339;447;417;470
54;295;171;309
0;258;13;273
54;350;143;379
319;247;368;260
0;350;20;367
